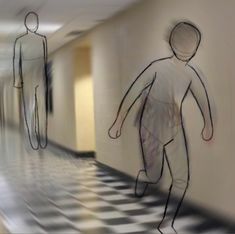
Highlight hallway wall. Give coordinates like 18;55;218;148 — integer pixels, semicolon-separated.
90;0;235;220
48;45;77;150
47;40;96;152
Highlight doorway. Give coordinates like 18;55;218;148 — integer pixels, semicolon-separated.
74;44;96;152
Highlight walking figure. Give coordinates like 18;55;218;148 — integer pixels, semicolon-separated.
108;21;214;233
13;12;48;150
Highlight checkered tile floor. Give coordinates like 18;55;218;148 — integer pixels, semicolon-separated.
0;129;233;233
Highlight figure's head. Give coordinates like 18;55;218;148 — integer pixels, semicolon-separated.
169;21;201;62
24;12;39;33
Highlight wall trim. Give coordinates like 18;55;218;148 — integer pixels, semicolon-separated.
6;121;95;158
48;139;95;158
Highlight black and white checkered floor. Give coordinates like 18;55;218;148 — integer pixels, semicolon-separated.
0;129;234;234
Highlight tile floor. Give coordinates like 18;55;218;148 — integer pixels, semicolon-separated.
0;128;233;234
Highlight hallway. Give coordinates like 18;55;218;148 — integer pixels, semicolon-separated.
0;128;232;234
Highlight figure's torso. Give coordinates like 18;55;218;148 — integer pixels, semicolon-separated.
18;33;45;60
150;59;192;105
17;33;46;85
140;59;194;143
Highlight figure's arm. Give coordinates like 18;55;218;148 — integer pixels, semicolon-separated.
13;38;23;88
42;35;49;113
42;36;48;75
188;65;214;141
43;36;48;63
108;62;156;139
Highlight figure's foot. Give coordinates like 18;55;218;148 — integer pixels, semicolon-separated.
39;135;48;149
157;226;177;234
27;133;40;150
134;170;149;198
157;219;177;234
25;135;39;151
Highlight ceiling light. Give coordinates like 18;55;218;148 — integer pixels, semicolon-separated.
0;23;62;34
38;23;63;33
0;23;21;34
66;30;84;37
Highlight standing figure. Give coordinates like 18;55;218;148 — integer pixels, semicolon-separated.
108;22;214;233
13;12;48;150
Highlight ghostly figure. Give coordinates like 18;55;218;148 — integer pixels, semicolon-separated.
108;22;213;233
13;12;48;150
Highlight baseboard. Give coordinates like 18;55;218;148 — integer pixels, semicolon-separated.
96;161;136;183
5;120;20;130
5;122;95;158
48;139;95;158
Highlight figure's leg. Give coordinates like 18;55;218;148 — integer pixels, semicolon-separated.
21;87;39;150
158;129;189;233
36;84;48;149
135;126;165;197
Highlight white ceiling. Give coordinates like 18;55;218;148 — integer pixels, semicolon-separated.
0;0;140;53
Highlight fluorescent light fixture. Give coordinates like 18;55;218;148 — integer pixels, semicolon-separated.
38;23;63;33
0;23;21;34
0;22;63;34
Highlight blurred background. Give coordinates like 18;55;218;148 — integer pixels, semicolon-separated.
0;0;234;233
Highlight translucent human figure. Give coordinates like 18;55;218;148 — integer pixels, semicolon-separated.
13;12;48;150
108;22;213;233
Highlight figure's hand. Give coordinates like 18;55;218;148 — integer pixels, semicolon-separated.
13;81;23;89
13;85;22;89
108;121;122;139
201;123;213;141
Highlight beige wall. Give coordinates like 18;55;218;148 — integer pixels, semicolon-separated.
48;45;77;150
91;0;235;220
91;21;125;170
48;40;96;152
74;47;95;151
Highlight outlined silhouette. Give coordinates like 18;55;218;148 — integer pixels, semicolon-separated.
108;21;214;233
13;12;48;150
